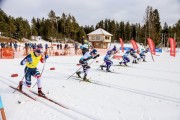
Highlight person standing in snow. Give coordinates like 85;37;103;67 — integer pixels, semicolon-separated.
57;44;60;50
82;36;85;45
45;43;48;51
13;42;18;52
18;49;49;96
76;49;100;81
74;42;79;55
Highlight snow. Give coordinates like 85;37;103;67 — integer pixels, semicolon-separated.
0;49;180;120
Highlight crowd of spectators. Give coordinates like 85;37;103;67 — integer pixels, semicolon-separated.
0;41;18;51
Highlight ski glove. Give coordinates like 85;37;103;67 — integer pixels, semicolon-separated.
20;60;26;65
45;55;49;59
86;56;93;60
27;57;32;63
93;54;100;59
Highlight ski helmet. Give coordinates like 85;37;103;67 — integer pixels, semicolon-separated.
112;45;117;52
80;45;84;49
107;50;112;55
90;49;97;54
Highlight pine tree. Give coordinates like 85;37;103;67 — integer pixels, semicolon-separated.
124;22;131;42
119;21;125;40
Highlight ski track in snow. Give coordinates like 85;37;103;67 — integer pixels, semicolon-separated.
70;76;180;104
0;75;104;120
1;73;132;120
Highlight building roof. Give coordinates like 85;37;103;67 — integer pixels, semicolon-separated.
87;28;113;36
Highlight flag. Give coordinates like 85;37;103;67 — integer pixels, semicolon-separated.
147;38;156;55
168;38;176;57
119;38;124;52
130;39;138;50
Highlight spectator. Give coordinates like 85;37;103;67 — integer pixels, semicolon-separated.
57;44;60;50
64;43;68;55
82;36;85;45
45;43;48;50
75;42;78;55
10;41;13;48
60;43;62;50
14;42;18;52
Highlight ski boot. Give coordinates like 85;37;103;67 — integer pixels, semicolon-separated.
143;59;146;62
134;60;138;64
100;65;104;70
137;58;141;61
76;71;81;78
119;62;122;65
38;88;45;97
18;81;23;91
106;69;111;72
124;62;128;66
83;74;90;82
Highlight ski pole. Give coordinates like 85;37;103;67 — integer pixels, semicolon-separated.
96;62;104;70
13;67;29;93
66;66;82;80
150;52;155;62
32;60;46;88
66;59;96;80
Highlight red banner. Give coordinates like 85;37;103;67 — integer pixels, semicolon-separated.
130;39;138;50
119;38;124;52
147;38;156;55
1;48;14;59
168;38;176;57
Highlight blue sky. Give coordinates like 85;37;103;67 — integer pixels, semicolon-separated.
0;0;180;26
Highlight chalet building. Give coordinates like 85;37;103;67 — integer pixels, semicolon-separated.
87;28;113;49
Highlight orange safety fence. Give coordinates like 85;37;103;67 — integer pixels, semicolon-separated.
0;48;14;59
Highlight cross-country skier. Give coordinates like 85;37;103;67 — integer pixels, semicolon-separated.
138;48;148;62
76;49;100;81
19;49;49;96
119;50;131;66
100;46;117;72
80;44;89;55
129;48;138;63
112;45;117;53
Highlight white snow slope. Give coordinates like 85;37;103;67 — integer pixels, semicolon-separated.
0;52;180;120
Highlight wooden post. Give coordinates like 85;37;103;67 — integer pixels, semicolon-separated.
0;96;6;120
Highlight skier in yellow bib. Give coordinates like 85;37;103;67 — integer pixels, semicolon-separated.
19;49;49;96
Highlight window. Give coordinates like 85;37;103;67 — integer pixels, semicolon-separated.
91;36;96;40
96;35;100;40
105;36;109;39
